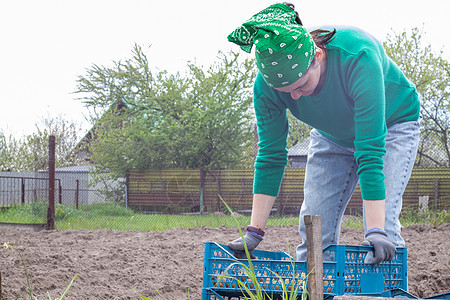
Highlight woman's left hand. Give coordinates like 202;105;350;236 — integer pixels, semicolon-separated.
361;229;396;264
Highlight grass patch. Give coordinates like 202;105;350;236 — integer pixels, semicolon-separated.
0;202;298;230
0;202;47;223
57;212;298;231
399;207;450;226
336;208;450;230
0;202;448;231
341;214;364;229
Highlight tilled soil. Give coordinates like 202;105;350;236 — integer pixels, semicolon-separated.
0;224;449;299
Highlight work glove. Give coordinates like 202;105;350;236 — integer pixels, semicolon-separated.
228;230;263;259
228;226;264;259
361;228;396;264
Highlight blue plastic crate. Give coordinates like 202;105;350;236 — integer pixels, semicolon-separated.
202;288;246;300
323;244;408;295
202;242;310;299
381;288;418;298
202;242;407;300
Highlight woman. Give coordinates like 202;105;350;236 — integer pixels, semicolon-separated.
227;3;420;263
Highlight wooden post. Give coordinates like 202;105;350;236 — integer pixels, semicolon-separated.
199;165;205;214
75;179;79;210
21;178;25;204
305;215;324;300
46;135;56;230
125;170;129;208
216;171;221;212
58;179;62;205
433;178;439;211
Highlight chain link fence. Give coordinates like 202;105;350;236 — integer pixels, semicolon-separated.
0;134;449;231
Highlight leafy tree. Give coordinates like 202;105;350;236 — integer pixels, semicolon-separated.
0;132;26;171
0;116;85;171
75;45;257;178
384;27;449;166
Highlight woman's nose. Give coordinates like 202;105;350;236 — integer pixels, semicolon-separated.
291;90;302;100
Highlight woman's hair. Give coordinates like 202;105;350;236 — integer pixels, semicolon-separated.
310;29;337;50
283;2;336;50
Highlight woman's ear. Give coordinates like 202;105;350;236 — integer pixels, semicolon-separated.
315;48;325;62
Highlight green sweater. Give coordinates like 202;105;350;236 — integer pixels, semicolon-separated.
253;26;420;200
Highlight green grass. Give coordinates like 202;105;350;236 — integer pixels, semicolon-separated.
0;201;298;230
57;212;299;231
341;215;364;229
0;201;48;223
0;202;448;231
399;207;450;226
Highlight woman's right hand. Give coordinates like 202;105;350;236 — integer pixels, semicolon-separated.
228;231;263;251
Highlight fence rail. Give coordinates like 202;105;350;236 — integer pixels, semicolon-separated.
126;167;450;215
0;166;448;231
0;176;62;207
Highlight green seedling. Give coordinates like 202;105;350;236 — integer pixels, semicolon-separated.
3;242;76;300
216;195;309;300
3;242;34;299
133;288;164;300
47;275;77;300
133;287;190;300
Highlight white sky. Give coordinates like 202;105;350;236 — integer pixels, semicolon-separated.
1;0;449;137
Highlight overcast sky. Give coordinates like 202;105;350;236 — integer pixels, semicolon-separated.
1;0;449;137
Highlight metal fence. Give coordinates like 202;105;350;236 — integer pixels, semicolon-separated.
0;130;449;230
126;168;450;214
0;168;124;227
0;176;60;206
0;164;448;230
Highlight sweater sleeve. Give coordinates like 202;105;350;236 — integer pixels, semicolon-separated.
253;74;289;197
347;49;387;200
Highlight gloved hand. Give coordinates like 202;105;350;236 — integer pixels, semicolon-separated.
361;228;396;264
228;231;263;252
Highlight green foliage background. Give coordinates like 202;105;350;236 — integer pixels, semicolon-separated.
75;46;257;178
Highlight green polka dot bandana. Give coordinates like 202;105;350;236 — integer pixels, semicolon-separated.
227;3;316;88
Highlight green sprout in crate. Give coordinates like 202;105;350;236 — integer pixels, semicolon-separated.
219;260;309;300
217;196;309;300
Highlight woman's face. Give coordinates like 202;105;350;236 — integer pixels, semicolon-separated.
274;51;323;100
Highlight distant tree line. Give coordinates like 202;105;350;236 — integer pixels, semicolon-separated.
0;115;84;172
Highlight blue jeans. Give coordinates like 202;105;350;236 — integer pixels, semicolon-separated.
296;120;420;261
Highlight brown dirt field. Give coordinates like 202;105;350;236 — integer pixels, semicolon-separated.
0;224;449;299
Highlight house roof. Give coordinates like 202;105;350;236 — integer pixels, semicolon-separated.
73;99;130;160
54;166;94;173
287;137;310;158
76;99;129;147
38;166;95;173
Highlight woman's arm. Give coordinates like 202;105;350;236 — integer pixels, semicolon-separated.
250;193;277;230
364;199;385;230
